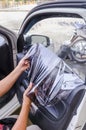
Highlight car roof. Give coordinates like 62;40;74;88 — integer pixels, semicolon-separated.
29;0;86;14
38;0;86;6
43;0;86;3
63;0;86;1
22;0;86;27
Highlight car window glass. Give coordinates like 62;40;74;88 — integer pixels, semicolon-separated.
24;16;85;53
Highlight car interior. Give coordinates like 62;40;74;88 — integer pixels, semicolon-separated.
0;33;15;109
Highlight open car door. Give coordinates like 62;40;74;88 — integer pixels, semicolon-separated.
0;26;19;119
16;0;86;130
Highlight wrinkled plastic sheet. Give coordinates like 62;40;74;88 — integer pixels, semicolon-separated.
25;44;84;106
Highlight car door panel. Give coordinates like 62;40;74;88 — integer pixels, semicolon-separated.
16;43;86;130
16;45;86;130
0;26;17;108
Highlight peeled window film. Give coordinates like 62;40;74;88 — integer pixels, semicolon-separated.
25;44;84;106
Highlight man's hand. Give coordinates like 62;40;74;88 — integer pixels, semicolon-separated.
23;82;33;107
17;57;30;72
12;83;33;130
0;56;30;97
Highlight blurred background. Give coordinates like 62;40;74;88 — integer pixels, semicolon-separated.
0;0;48;8
0;0;35;8
0;0;50;32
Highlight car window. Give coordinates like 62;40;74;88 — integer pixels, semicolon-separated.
24;15;85;53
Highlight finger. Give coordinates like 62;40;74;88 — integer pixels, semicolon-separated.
25;82;33;93
29;82;33;90
24;60;29;65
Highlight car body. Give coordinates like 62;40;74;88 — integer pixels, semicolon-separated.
0;0;86;130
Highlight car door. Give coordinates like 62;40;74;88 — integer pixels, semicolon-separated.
16;1;86;130
0;26;17;110
16;0;86;100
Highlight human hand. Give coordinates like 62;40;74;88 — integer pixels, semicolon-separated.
17;56;30;72
23;82;33;106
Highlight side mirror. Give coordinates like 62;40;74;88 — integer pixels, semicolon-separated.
25;34;50;47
